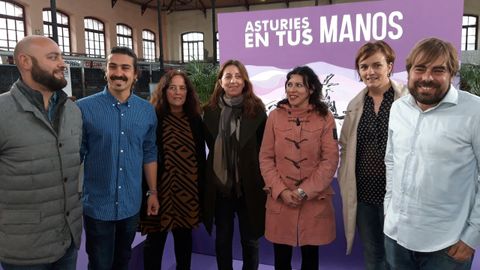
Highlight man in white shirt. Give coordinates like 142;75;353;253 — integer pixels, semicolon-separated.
384;37;480;270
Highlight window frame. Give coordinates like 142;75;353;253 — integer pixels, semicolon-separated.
116;23;133;49
0;0;25;52
142;29;156;62
42;8;71;54
84;17;106;58
181;31;204;63
462;15;478;51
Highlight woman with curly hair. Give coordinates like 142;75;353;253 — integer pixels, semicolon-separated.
140;69;206;270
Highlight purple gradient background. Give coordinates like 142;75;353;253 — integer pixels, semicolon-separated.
218;0;463;72
0;1;473;270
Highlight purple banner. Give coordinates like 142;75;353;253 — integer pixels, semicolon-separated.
218;0;463;70
218;0;463;119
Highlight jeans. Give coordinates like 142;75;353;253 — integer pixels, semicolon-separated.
215;195;259;270
356;201;388;270
84;213;139;270
385;235;473;270
1;239;77;270
273;243;319;270
143;228;193;270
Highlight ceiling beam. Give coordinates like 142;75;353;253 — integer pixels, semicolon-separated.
141;0;155;14
244;0;250;11
198;0;207;17
166;0;176;12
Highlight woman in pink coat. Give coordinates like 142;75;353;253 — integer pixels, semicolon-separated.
259;66;339;270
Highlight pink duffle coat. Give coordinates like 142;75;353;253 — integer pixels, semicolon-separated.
259;105;339;246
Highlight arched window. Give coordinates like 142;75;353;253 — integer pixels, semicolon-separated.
462;15;478;51
142;29;155;61
84;17;105;58
0;0;25;51
43;9;70;54
116;23;133;49
181;32;204;62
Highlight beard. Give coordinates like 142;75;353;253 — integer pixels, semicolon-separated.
408;79;449;106
31;57;67;92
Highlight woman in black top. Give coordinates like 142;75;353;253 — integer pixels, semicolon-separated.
202;59;267;270
140;70;205;270
338;41;407;270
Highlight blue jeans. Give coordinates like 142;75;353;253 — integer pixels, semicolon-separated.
215;195;259;270
356;202;388;270
1;239;77;270
84;213;139;270
385;235;473;270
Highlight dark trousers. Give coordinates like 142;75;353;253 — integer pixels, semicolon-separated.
215;195;259;270
273;243;318;270
356;201;388;270
385;235;473;270
143;228;193;270
84;213;139;270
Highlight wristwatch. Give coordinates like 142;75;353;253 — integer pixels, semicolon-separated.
146;190;158;197
297;188;307;200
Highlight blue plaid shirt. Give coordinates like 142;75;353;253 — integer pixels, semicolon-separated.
77;88;157;221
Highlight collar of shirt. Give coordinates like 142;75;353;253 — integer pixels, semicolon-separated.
16;79;49;113
407;85;458;112
47;92;59;122
363;86;395;99
102;87;134;108
16;79;67;123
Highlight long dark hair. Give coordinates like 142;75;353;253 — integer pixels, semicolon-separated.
150;69;201;119
206;59;265;118
277;66;329;116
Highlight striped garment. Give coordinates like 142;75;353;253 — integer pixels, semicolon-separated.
140;112;200;233
77;88;157;221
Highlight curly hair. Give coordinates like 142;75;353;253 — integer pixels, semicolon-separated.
150;69;201;119
206;59;265;118
277;65;329;116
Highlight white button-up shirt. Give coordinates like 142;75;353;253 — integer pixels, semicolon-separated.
384;86;480;252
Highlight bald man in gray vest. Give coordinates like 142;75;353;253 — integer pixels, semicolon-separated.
0;35;83;270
